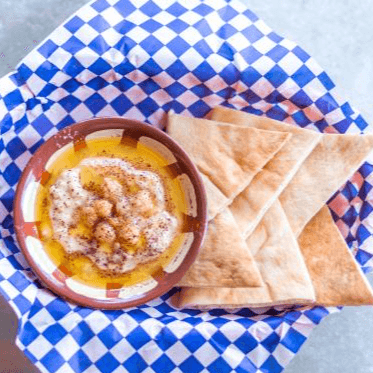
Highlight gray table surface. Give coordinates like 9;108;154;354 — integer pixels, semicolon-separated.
1;1;373;372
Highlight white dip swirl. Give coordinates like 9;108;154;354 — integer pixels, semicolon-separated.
49;157;178;274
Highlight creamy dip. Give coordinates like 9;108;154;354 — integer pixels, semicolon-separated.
49;157;178;274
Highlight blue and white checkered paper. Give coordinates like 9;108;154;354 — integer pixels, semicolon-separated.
1;0;373;372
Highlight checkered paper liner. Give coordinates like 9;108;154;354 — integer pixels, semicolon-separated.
1;0;373;372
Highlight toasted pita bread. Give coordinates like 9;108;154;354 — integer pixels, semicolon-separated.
280;134;373;236
298;205;373;306
171;109;373;307
211;107;373;238
177;208;264;287
167;113;290;288
167;112;291;220
174;205;373;308
173;200;316;307
210;106;322;237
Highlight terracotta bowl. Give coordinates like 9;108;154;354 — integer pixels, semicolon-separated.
14;117;207;309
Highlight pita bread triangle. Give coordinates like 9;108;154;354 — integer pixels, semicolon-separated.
298;205;373;306
177;208;264;288
210;106;322;238
280;133;373;236
167;112;291;220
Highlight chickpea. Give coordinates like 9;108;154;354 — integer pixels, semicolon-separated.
94;222;116;244
94;199;113;217
81;206;98;227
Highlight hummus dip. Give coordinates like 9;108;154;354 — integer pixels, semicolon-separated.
35;136;186;287
50;157;178;274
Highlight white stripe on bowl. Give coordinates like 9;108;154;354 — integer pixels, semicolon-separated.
139;136;177;165
25;236;56;275
22;181;39;222
119;278;158;299
65;278;107;300
176;174;197;217
164;232;194;274
86;129;123;141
